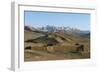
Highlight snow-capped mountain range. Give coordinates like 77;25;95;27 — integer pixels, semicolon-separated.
24;25;90;36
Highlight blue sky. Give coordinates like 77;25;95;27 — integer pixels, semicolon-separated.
24;11;90;30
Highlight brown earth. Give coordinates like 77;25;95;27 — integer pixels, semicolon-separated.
24;29;90;61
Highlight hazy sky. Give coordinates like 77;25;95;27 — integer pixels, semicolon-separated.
24;11;90;30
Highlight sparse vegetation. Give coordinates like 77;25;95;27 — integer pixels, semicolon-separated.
24;26;90;61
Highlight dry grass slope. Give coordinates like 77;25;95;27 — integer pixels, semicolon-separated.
24;28;90;61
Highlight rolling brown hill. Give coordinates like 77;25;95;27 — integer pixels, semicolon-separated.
24;26;90;61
